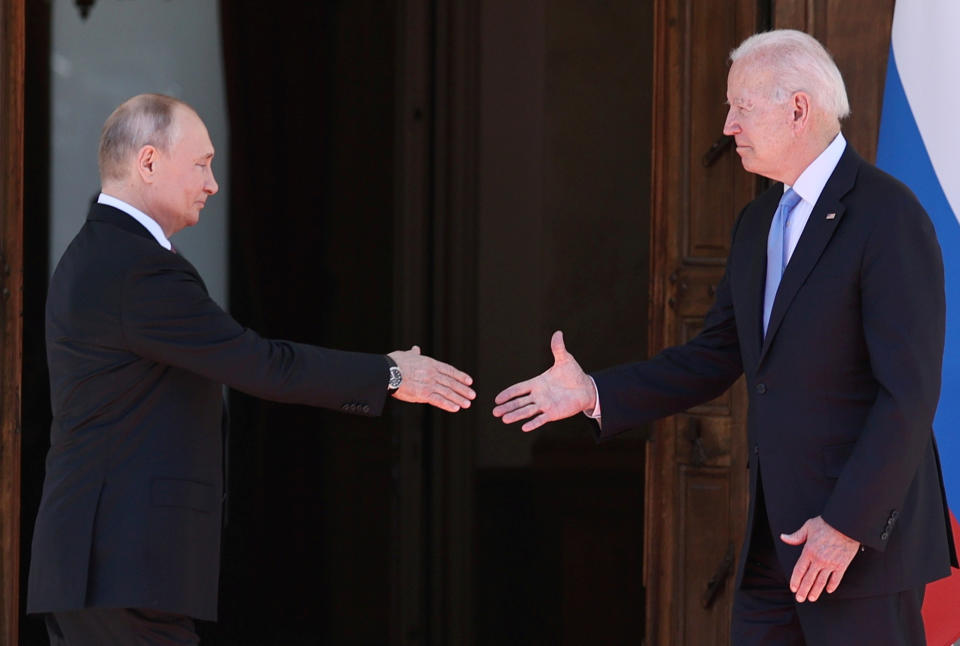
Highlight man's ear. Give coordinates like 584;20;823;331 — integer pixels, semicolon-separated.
136;145;159;183
791;91;811;131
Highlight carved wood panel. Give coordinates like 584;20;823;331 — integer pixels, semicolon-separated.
678;467;733;644
646;0;759;644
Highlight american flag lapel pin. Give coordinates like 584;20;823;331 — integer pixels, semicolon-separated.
826;212;837;220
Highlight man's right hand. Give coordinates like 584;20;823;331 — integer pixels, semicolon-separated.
492;330;596;432
388;346;476;412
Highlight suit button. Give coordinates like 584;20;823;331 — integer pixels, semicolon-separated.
880;531;889;541
753;444;759;455
755;384;767;394
362;404;370;414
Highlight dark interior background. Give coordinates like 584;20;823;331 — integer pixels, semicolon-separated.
471;1;652;643
215;2;397;644
21;0;52;643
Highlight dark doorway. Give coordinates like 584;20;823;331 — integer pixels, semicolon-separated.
20;0;53;643
470;1;653;643
213;2;398;645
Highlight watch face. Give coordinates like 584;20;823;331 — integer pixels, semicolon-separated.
389;366;403;389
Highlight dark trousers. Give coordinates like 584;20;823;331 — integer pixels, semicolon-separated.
45;607;199;646
732;481;926;646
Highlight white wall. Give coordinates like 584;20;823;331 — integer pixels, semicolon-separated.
49;0;229;307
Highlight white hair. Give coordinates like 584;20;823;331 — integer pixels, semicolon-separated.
730;29;850;122
98;93;190;182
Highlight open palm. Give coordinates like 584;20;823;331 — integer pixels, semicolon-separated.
492;331;596;432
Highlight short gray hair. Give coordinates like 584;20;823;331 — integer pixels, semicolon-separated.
730;29;850;121
98;93;190;182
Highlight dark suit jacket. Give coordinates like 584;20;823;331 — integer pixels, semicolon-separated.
28;203;391;620
592;145;958;597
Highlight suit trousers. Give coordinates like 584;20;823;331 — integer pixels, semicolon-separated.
45;608;199;646
731;480;926;646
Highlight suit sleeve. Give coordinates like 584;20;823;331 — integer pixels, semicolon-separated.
821;194;945;550
119;254;390;416
590;212;746;439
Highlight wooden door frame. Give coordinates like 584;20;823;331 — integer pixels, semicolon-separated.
393;0;479;643
0;0;25;644
644;1;678;640
645;0;761;643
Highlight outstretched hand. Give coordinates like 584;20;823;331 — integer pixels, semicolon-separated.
780;515;860;602
492;331;596;432
388;346;476;413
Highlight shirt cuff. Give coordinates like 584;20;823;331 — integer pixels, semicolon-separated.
583;376;602;420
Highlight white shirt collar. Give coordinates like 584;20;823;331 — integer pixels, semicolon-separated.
785;132;847;205
97;193;173;250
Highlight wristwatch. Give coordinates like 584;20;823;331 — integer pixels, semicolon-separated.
385;356;403;391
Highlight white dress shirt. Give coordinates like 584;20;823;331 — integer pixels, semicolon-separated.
780;132;847;265
97;192;173;251
587;132;848;421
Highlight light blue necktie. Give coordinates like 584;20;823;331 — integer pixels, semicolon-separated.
762;188;802;336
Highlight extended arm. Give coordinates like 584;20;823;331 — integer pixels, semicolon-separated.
494;268;743;435
122;256;474;414
589;266;743;438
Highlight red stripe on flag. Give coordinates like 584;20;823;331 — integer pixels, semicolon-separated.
922;511;960;646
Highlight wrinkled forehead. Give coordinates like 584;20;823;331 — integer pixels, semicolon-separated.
726;58;774;103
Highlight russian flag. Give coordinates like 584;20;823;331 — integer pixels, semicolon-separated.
876;1;960;643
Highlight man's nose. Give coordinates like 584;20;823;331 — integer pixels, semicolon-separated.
722;108;738;136
205;171;219;195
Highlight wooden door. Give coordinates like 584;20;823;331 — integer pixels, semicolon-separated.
0;0;24;644
645;1;895;644
645;1;763;644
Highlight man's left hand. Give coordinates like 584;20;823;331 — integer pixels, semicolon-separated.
780;515;860;602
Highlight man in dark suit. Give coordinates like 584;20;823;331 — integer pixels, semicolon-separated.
493;29;957;644
27;93;476;646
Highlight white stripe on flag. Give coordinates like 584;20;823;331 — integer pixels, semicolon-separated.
890;0;960;223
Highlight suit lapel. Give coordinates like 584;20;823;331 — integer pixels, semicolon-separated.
758;145;861;365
